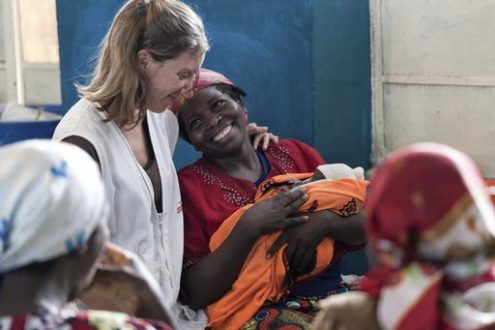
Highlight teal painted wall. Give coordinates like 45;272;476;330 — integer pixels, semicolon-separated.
56;1;371;171
56;1;371;275
313;0;371;170
312;1;372;274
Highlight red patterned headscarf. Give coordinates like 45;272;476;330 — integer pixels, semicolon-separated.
362;143;495;330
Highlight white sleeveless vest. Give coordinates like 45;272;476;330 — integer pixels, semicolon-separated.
53;98;206;328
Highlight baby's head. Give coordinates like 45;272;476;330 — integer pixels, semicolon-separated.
256;164;365;201
313;163;364;182
256;172;313;199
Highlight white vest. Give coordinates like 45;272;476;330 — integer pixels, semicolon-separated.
53;98;206;328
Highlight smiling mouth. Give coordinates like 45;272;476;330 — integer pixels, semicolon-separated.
213;124;233;142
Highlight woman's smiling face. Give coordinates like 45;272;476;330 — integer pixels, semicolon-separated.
179;85;249;157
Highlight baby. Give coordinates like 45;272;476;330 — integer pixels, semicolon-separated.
255;163;365;215
207;163;369;329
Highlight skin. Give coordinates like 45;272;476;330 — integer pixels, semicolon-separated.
79;243;174;325
179;87;366;309
0;224;107;316
123;50;205;168
137;50;205;113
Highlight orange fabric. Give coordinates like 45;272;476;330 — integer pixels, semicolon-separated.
207;177;369;329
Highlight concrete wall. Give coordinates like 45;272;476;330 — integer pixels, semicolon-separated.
371;0;495;177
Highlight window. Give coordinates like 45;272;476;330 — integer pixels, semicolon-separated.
0;0;61;106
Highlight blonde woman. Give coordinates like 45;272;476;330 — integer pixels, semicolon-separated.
53;1;281;327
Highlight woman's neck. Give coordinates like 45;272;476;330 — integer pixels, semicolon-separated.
205;141;262;182
120;115;153;167
0;270;68;316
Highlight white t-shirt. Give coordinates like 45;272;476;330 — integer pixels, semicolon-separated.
53;98;206;328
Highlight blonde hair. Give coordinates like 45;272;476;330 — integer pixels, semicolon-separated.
78;0;209;126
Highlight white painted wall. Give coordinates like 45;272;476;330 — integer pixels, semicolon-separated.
371;0;495;177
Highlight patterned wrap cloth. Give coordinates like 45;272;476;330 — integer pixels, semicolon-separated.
0;139;108;273
361;142;495;330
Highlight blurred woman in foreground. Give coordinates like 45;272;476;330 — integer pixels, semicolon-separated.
313;143;495;330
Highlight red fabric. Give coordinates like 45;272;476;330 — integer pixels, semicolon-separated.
396;277;441;330
486;178;495;205
178;139;325;267
365;143;483;265
2;311;172;330
194;68;235;92
362;143;495;330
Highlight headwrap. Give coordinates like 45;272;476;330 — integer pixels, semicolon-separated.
173;68;246;114
0;139;108;273
362;143;495;330
194;68;239;92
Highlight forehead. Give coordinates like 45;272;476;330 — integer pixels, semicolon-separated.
166;50;204;71
180;86;223;116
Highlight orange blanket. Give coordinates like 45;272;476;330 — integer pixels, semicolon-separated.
208;175;369;329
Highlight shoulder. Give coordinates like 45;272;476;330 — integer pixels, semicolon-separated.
265;139;326;171
178;159;211;194
54;98;108;140
60;98;102;122
54;99;119;158
274;139;320;153
178;158;205;182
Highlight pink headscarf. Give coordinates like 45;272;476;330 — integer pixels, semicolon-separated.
362;143;495;330
194;68;235;92
172;68;245;114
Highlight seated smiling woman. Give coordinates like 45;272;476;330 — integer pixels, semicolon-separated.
0;140;173;329
177;69;366;329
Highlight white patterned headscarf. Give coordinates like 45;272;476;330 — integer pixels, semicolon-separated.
0;139;108;273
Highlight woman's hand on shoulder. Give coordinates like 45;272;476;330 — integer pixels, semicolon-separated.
238;187;309;238
246;122;279;150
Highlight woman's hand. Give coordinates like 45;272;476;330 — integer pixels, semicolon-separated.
246;122;279;150
266;211;333;275
239;186;309;238
78;243;174;326
312;291;380;330
182;187;309;309
266;211;366;275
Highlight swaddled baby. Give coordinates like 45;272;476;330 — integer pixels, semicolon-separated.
207;163;369;329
